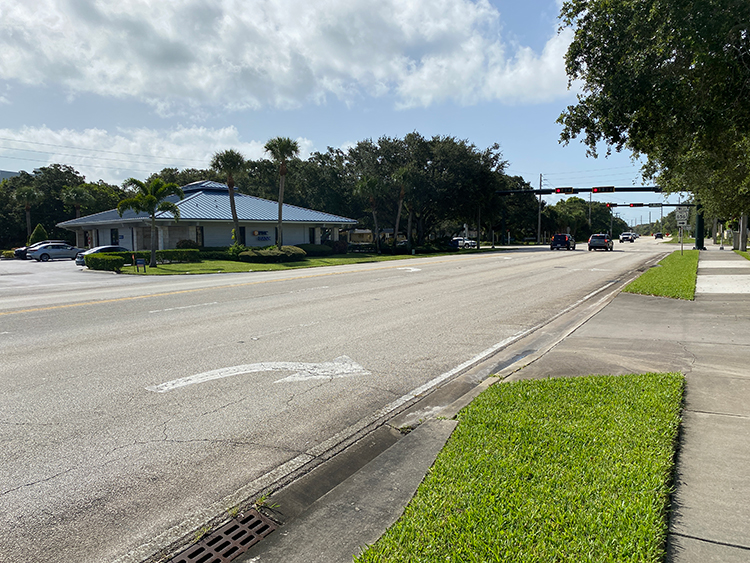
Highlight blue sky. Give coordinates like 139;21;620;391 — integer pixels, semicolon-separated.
0;0;681;226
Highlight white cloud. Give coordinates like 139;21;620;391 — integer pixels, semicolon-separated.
0;0;573;111
0;125;311;184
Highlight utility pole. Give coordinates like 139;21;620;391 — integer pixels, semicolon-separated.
537;174;542;244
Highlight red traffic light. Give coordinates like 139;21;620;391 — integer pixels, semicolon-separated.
629;203;644;207
555;187;574;194
592;186;615;193
606;203;618;208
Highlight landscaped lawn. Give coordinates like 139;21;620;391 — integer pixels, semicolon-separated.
623;249;699;300
117;249;494;275
356;373;684;563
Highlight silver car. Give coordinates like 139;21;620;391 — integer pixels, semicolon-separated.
27;243;83;262
75;245;130;266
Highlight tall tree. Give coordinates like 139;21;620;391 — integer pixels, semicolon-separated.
354;175;384;253
264;137;300;248
13;185;42;240
117;178;184;267
210;150;246;244
557;0;750;212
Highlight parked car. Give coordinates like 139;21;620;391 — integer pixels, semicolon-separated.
27;243;83;261
654;232;664;239
450;237;478;249
619;232;635;243
550;233;576;250
588;233;614;251
13;240;66;260
75;245;130;266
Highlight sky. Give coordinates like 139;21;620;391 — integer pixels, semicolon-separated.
0;0;683;227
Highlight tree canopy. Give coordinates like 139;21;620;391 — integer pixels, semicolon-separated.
558;0;750;216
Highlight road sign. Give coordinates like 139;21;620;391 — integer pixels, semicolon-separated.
648;203;661;207
676;206;689;226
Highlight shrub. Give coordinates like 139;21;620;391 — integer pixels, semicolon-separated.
176;239;200;249
297;243;334;257
323;240;348;254
226;243;248;259
155;249;200;263
28;224;49;245
86;254;126;272
2;250;14;259
199;250;234;261
239;245;307;263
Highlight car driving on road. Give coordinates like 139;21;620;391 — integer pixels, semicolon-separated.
550;233;576;250
619;232;635;243
588;233;614;251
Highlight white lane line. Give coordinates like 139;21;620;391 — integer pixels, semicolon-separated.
146;356;371;392
397;267;421;272
149;302;218;314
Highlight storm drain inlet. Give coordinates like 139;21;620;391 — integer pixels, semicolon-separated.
168;509;277;563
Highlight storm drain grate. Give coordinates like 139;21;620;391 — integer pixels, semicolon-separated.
168;509;277;563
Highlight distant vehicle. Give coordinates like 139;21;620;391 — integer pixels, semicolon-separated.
619;232;636;243
550;234;576;250
27;243;83;262
13;240;66;260
450;237;477;249
654;232;664;239
588;233;614;251
75;245;130;266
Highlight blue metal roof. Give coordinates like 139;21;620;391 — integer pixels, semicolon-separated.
58;181;357;227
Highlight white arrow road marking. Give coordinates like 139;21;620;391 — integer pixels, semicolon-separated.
397;267;421;272
146;356;370;393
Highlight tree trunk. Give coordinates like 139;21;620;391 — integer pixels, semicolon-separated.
372;210;380;254
227;180;240;245
407;207;414;251
25;206;32;239
150;217;158;268
277;174;286;249
392;187;404;249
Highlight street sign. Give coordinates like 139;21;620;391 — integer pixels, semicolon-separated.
676;206;689;226
648;203;661;207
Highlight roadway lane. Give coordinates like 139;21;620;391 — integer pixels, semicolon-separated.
0;241;668;563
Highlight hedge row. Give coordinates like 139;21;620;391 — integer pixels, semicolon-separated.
238;246;307;263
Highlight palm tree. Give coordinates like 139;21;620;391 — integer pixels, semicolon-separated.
264;137;300;248
210;149;246;245
13;185;42;240
117;178;184;267
61;184;95;247
355;175;383;254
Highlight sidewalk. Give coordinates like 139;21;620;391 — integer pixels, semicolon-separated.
240;244;750;562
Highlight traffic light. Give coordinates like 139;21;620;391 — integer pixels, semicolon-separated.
555;187;574;194
629;203;644;207
606;203;618;208
592;186;615;193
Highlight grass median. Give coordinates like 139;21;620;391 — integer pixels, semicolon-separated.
623;249;699;300
356;373;683;563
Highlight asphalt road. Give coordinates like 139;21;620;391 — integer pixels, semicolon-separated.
0;240;669;563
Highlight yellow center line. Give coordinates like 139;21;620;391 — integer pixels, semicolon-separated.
0;254;496;317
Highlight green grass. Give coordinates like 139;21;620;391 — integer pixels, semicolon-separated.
665;236;695;245
356;373;684;563
118;253;436;275
623;250;699;300
117;247;509;275
735;250;750;261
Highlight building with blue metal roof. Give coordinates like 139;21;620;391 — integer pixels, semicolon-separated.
58;180;358;250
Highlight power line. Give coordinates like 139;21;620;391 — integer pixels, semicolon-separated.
0;136;208;165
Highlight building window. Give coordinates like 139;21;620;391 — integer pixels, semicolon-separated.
309;228;316;244
196;226;204;247
110;228;119;245
239;226;246;245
